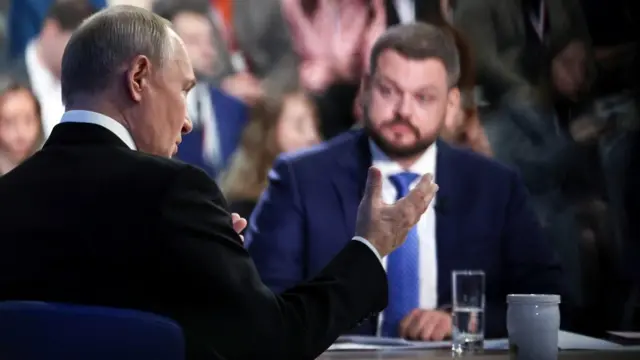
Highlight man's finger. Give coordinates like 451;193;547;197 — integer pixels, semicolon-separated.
408;174;438;215
430;315;451;341
408;312;431;340
398;309;420;338
362;166;383;205
416;312;438;340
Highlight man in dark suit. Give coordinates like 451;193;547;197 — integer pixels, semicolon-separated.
0;6;439;360
247;23;566;341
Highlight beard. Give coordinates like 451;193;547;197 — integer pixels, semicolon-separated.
363;105;440;159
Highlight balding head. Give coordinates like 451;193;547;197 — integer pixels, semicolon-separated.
61;5;173;104
61;5;196;158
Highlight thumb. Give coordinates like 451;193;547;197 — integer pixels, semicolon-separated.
363;166;383;204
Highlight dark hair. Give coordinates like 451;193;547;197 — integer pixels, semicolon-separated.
61;5;173;105
46;0;98;32
153;0;211;22
220;91;320;201
0;80;44;154
369;22;460;87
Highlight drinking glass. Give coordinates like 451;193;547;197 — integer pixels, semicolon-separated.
451;270;485;355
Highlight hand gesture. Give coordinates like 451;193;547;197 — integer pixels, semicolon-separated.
399;309;453;341
330;1;371;80
299;60;336;92
281;0;332;61
360;0;387;72
231;213;247;244
355;167;437;257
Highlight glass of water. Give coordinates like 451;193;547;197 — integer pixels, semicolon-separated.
451;270;485;355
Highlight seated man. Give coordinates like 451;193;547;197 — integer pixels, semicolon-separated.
247;23;567;341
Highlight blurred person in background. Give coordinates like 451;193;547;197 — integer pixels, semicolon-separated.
6;0;96;138
7;0;105;60
156;0;248;178
221;91;321;226
0;82;43;176
155;0;298;105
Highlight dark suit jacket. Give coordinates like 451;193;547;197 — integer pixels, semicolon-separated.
246;130;566;339
0;122;388;360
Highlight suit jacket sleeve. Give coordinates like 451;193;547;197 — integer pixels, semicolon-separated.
246;158;307;293
485;171;568;338
159;164;387;359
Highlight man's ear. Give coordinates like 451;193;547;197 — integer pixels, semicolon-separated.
443;86;462;134
125;55;152;103
447;86;461;112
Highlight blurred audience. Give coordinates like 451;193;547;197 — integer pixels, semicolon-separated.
157;0;249;178
7;0;105;60
0;81;43;176
156;0;298;105
221;90;320;223
5;0;96;138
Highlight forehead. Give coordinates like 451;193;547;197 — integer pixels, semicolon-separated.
375;50;449;90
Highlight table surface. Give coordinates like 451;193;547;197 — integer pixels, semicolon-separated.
318;349;640;359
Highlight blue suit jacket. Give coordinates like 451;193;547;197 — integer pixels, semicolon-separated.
176;87;248;177
246;129;566;338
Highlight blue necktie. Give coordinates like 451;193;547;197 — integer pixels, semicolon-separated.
382;172;421;337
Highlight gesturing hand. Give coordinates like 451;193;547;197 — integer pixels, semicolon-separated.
231;213;247;244
355;167;438;257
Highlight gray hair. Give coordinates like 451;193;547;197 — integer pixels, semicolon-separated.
60;5;174;105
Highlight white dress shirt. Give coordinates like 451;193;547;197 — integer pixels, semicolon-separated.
25;40;65;139
60;110;137;150
370;140;438;333
393;0;416;23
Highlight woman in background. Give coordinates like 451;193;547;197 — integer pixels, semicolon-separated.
220;91;321;224
0;81;43;176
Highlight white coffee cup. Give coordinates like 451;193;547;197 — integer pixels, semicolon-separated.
507;294;561;360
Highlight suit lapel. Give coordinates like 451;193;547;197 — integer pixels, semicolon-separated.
332;131;371;241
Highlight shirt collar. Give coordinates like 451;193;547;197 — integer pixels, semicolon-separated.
60;110;137;150
369;138;437;177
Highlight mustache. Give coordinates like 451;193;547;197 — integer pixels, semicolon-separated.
380;117;420;137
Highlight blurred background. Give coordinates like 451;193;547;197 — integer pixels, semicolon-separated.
0;0;639;338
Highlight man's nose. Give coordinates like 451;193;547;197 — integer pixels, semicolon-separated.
395;94;413;119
